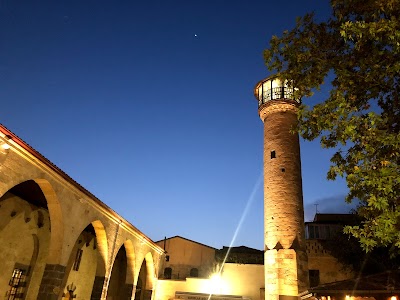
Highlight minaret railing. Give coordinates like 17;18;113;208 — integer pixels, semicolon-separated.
258;86;300;107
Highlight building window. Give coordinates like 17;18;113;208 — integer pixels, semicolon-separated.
73;249;83;271
164;267;172;279
306;224;341;240
271;151;276;159
309;269;320;287
7;268;25;300
190;268;199;277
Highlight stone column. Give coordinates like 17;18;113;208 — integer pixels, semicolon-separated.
37;264;66;300
131;285;137;300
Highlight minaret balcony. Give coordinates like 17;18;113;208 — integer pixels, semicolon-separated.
254;76;301;108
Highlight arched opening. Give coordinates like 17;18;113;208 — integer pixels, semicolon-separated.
135;253;155;300
62;223;104;299
190;268;199;278
107;244;132;300
0;180;51;299
135;260;147;300
164;267;172;279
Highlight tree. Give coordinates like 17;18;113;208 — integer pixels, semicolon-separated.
322;226;400;274
263;0;400;251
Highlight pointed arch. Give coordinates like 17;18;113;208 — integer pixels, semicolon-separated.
0;179;56;299
134;252;156;300
106;242;135;300
1;178;63;263
61;222;105;300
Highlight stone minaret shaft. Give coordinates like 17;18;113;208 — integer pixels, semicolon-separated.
254;76;308;300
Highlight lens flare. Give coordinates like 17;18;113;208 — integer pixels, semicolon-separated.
207;171;263;299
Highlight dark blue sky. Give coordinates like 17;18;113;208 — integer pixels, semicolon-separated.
0;1;355;249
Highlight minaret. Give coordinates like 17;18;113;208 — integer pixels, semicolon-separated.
254;76;308;300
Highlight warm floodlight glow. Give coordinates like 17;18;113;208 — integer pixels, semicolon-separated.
345;295;350;300
205;272;230;295
209;273;222;294
1;143;10;150
391;296;397;300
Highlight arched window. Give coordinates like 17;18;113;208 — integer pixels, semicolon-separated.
190;268;198;277
164;267;172;279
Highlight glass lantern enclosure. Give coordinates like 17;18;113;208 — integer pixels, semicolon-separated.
255;76;300;108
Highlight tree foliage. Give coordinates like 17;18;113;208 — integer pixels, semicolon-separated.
264;0;400;251
322;227;400;274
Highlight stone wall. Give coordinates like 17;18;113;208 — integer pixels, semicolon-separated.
154;263;264;300
62;232;98;300
307;240;354;284
260;101;308;298
156;237;215;279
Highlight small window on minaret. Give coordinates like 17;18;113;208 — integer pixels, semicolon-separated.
271;151;276;159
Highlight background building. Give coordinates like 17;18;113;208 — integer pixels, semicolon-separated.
156;236;216;280
155;236;264;300
154;225;356;300
305;214;356;287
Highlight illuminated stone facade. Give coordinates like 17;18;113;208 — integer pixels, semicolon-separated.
154;237;265;300
0;125;164;300
152;234;355;300
156;236;216;280
0;124;268;300
0;111;357;300
305;214;355;286
254;77;309;300
306;240;353;286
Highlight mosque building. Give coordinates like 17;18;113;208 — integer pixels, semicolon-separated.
0;77;396;300
0;121;355;300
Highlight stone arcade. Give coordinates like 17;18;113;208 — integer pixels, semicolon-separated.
0;125;164;300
